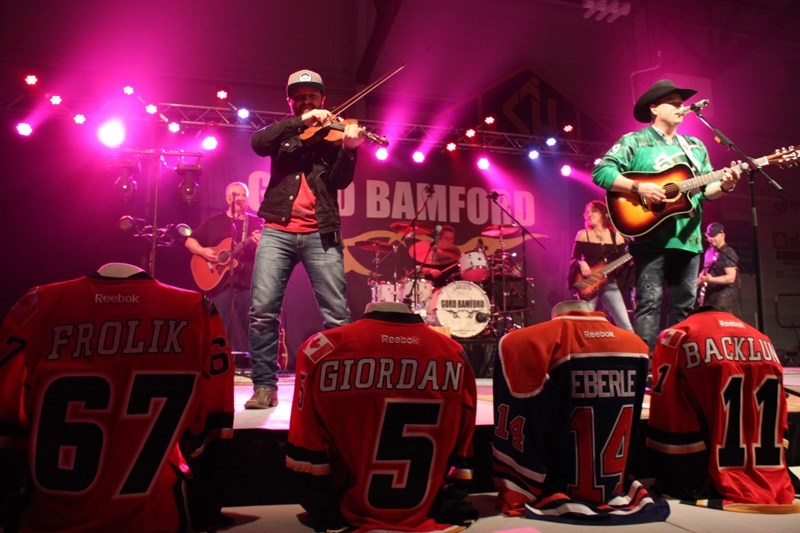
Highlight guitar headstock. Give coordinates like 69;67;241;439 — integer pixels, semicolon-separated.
770;145;800;168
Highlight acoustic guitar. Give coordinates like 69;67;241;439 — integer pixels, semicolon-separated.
607;146;799;238
190;236;254;291
571;253;633;301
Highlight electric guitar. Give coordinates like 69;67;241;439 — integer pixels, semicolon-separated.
190;236;255;291
695;248;719;308
607;146;799;237
571;253;633;301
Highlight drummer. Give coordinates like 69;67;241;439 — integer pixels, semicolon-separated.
418;225;460;287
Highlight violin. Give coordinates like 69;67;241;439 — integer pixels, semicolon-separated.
298;64;404;149
299;117;388;147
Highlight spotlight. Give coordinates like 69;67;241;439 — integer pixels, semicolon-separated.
563;124;574;133
118;215;145;232
528;150;540;160
560;164;572;177
201;135;218;151
24;74;38;86
484;116;495;125
98;119;126;148
114;167;138;202
465;128;476;138
545;137;557;147
145;104;158;114
168;122;181;133
216;89;228;100
375;147;389;161
122;85;135;96
16;123;33;136
445;142;457;152
74;114;86;124
176;162;202;206
237;108;251;120
477;157;490;170
49;95;62;105
412;151;425;163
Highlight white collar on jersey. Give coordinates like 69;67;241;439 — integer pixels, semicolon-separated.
364;302;412;314
96;262;146;278
551;299;593;318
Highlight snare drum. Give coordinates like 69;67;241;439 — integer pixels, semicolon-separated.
426;281;491;338
371;281;399;303
459;250;489;282
399;277;434;306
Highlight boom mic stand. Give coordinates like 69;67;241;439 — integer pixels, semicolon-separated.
691;106;783;332
488;192;545;329
404;185;436;309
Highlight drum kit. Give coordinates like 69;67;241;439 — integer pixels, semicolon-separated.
355;221;530;339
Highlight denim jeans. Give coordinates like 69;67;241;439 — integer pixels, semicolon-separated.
631;247;700;352
249;227;351;388
587;281;633;331
210;285;252;354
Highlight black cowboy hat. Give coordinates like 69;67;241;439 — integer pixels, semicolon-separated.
633;79;697;123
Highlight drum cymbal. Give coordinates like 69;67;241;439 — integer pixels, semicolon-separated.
481;224;521;238
354;239;394;253
389;220;434;236
408;241;460;265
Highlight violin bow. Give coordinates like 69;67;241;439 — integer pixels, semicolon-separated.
330;63;406;117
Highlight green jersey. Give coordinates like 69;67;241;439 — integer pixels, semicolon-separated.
592;126;712;253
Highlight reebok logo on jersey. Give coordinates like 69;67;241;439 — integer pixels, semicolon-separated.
380;335;420;345
95;293;140;304
719;319;745;328
584;329;615;339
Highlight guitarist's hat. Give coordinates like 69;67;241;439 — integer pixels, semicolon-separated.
705;222;725;236
634;79;697;123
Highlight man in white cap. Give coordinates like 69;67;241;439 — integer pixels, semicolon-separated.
696;221;739;312
246;70;366;408
592;79;741;353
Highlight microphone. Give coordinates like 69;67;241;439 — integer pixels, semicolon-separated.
424;184;435;195
430;224;442;251
487;191;500;200
476;312;490;323
477;238;484;251
678;99;710;116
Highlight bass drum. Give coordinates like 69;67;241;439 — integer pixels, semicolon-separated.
370;281;398;303
426;281;491;338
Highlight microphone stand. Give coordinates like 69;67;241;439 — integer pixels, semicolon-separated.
404;185;436;309
488;193;545;329
691;109;783;332
228;192;239;340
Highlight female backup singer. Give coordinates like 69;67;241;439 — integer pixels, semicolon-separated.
569;200;634;330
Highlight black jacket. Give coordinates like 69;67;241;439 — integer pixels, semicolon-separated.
251;115;357;237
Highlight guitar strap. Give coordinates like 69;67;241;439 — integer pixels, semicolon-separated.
676;135;704;176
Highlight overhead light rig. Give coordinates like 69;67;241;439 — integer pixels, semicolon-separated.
157;103;607;162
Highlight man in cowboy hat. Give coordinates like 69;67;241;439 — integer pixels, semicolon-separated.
591;79;741;353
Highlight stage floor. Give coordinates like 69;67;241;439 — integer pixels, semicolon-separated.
232;368;800;431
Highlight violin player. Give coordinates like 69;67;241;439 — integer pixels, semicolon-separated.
246;69;366;409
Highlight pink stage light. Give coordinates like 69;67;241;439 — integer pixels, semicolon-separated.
16;123;33;136
445;142;457;152
201;135;219;151
546;137;557;147
484;116;495;125
216;89;228;100
49;95;62;105
237;108;250;119
560;164;572;176
122;86;135;96
375;147;389;160
563;124;574;133
73;114;86;124
97;119;125;148
145;104;158;114
168;122;181;133
24;74;38;86
465;128;476;138
477;157;490;170
412;151;425;163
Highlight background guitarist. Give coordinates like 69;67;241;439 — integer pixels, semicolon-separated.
569;200;633;330
696;222;739;313
185;181;263;360
591;79;741;353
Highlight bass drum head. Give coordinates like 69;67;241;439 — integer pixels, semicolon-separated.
426;281;491;338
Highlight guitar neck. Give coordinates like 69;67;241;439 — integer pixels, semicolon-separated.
678;156;767;192
597;253;633;276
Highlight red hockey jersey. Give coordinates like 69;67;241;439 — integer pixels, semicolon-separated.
647;309;797;507
286;307;477;532
0;271;234;532
493;309;669;524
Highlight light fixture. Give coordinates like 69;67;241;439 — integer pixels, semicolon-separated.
114;166;138;202
176;161;201;206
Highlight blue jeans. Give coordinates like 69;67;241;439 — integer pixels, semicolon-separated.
249;227;351;389
588;281;633;331
631;247;700;352
209;285;251;354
